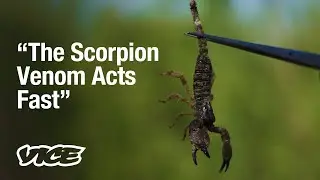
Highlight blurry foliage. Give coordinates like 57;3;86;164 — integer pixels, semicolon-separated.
1;1;320;180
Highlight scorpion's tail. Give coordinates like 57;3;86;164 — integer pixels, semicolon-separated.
189;0;214;106
189;0;209;56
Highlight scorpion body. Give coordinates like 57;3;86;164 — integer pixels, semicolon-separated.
160;0;232;173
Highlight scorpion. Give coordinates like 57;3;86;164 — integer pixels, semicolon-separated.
159;0;232;172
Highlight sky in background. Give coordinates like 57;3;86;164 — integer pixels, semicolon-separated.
52;0;317;18
51;0;319;30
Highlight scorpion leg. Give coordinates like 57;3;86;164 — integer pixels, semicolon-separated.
168;112;194;129
182;124;190;141
160;70;194;103
160;71;195;129
159;93;191;106
208;126;232;173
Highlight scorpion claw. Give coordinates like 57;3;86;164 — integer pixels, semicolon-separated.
219;140;232;173
192;148;198;165
219;159;230;173
201;147;210;158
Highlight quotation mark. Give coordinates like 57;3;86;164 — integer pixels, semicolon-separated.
18;43;28;52
60;90;70;99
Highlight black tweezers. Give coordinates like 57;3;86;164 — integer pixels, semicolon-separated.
185;32;320;70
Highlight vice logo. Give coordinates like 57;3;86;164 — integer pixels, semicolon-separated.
16;144;85;167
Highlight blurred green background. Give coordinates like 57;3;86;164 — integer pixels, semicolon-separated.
1;0;320;180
